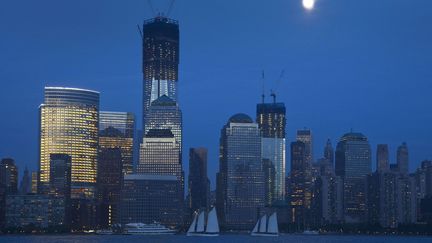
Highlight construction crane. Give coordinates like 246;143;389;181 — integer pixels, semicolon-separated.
270;69;285;103
146;0;176;17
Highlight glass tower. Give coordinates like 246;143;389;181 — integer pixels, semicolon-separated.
99;111;135;175
142;16;179;128
144;95;182;152
39;87;99;199
216;113;265;230
335;132;372;223
256;101;286;202
376;144;390;173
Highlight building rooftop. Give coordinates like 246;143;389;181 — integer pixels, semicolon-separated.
229;113;253;124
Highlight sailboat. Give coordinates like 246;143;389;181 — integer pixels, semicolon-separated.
187;207;219;237
251;212;279;237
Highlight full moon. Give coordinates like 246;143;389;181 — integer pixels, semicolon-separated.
303;0;315;10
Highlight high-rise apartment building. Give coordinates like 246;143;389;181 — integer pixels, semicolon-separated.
39;87;99;199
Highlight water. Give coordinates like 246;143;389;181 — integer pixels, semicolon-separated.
0;234;431;243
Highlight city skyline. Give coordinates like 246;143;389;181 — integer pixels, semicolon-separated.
1;0;432;188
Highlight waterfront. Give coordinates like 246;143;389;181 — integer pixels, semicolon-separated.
0;234;431;243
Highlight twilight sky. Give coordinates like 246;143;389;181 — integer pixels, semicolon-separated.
1;0;431;187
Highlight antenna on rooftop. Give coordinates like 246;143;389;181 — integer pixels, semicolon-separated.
261;70;265;103
270;69;285;103
166;0;176;17
147;0;156;16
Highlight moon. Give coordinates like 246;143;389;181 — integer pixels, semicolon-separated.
303;0;315;10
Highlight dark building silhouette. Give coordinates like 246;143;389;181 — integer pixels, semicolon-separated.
216;113;265;230
397;142;409;175
256;100;286;202
142;16;179;127
0;158;18;227
19;167;31;195
97;148;123;227
377;144;390;172
335;132;371;223
188;148;210;214
49;154;72;228
289;141;310;227
120;174;183;228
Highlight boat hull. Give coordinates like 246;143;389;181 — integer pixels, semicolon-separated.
124;231;176;235
251;232;279;237
187;232;219;237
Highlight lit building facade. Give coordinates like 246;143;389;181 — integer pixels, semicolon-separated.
142;16;179;127
99;111;135;175
144;95;182;152
137;129;182;179
39;87;99;199
216;113;265;230
335;132;372;223
256;101;286;202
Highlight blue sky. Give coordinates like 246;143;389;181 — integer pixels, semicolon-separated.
1;0;432;187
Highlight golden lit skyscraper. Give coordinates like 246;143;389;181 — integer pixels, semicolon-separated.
39;87;99;199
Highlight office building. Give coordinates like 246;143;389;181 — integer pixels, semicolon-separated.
142;16;179;127
39;87;99;199
376;144;390;173
256;100;286;202
19;167;31;195
99;111;135;175
335;132;372;223
120;174;183;228
397;142;409;175
0;158;18;227
188;148;210;213
97;148;123;227
216;113;265;230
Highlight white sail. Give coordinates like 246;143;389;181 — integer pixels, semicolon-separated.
196;211;205;232
267;213;278;234
258;215;267;233
205;207;219;233
187;212;198;233
252;219;260;233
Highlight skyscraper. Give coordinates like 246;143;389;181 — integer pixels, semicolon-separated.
0;158;18;227
289;141;309;226
256;100;286;202
137;129;182;178
99;111;135;175
49;153;72;227
97;148;123;227
324;138;334;165
142;16;179;127
397;142;409;175
216;113;265;230
188;148;210;213
144;95;182;152
296;129;313;166
19;167;31;195
39;87;99;199
377;144;390;173
335;132;372;223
